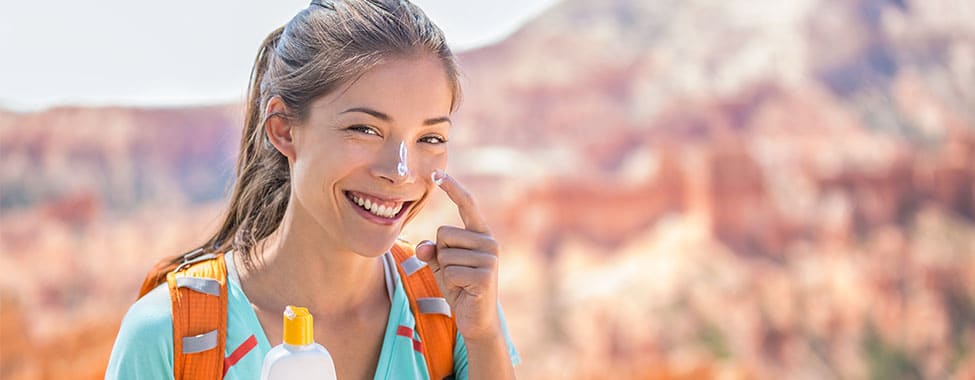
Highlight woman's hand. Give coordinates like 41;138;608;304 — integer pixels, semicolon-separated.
415;170;502;342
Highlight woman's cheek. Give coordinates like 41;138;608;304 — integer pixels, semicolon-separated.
418;148;448;183
400;150;446;225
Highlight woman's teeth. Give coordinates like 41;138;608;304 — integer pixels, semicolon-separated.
351;194;403;218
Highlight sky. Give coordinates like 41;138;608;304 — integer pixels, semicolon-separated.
0;0;561;112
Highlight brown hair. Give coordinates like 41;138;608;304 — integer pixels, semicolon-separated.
196;0;462;270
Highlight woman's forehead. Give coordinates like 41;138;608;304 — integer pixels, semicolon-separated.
311;55;454;124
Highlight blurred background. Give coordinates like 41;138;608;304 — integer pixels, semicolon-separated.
1;0;974;378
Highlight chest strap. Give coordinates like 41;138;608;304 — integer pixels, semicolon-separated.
391;241;457;380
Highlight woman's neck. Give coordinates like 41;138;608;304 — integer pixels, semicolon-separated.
234;202;387;320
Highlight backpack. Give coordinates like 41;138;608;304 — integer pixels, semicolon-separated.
138;240;457;379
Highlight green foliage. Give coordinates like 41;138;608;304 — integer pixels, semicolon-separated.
862;323;923;380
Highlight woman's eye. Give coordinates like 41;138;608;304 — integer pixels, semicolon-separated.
348;125;380;136
419;135;447;144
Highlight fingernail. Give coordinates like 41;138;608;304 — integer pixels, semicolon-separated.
417;240;435;248
431;169;446;186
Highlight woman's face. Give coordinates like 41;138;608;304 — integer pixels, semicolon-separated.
287;55;453;257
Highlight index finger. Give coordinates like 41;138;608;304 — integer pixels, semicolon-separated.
433;170;490;234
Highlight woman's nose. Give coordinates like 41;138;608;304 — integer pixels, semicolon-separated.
370;140;416;184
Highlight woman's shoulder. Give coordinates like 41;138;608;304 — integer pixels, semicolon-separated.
119;282;175;337
105;283;175;379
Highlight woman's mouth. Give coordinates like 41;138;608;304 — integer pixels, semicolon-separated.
344;190;414;224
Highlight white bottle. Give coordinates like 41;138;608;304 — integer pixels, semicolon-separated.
261;305;337;380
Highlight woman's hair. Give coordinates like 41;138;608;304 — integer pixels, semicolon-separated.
196;0;462;270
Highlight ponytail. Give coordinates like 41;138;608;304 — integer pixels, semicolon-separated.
196;26;290;270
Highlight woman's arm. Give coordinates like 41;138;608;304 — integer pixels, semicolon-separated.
465;332;517;380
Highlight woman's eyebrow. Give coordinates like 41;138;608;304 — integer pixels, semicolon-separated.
340;107;451;126
341;107;390;121
423;116;452;126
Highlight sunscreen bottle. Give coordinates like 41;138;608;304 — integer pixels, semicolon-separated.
260;306;337;380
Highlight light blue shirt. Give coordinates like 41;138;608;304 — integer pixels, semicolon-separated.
106;251;520;379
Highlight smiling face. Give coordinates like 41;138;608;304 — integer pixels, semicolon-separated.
286;54;454;257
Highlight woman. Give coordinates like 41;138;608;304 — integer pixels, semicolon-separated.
106;0;520;378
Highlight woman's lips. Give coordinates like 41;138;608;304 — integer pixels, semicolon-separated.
344;190;414;225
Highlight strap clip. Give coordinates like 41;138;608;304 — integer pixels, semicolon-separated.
175;248;218;273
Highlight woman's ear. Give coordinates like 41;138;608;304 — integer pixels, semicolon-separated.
265;96;297;161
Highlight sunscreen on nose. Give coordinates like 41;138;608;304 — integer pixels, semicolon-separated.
397;141;409;177
260;306;337;380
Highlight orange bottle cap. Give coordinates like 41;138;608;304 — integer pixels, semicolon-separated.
282;305;314;346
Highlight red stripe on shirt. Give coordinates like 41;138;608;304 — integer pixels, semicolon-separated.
397;325;413;338
223;334;258;376
412;339;423;353
398;325;423;353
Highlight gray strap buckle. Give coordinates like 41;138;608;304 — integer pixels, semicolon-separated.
174;248;218;273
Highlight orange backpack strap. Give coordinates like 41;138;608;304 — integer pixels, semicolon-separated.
165;253;228;380
139;254;184;298
391;241;457;380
